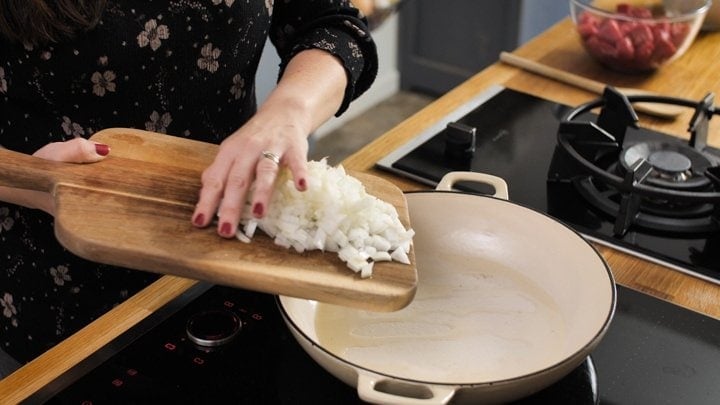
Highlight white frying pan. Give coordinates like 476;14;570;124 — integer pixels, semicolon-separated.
278;172;616;404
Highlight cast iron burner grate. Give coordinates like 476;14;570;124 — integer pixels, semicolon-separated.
552;87;720;236
376;84;720;282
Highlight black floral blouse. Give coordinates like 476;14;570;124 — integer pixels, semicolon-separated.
0;0;377;364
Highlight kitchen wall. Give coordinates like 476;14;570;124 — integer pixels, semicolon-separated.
518;0;570;44
400;0;571;96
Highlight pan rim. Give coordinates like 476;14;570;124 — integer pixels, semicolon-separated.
277;190;617;387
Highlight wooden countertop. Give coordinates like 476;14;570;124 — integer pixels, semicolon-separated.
1;18;719;403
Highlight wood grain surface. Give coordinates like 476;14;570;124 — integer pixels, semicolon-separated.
1;128;418;313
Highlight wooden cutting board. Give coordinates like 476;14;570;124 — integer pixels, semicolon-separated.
0;128;417;312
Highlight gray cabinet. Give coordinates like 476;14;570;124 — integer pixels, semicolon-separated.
399;0;567;95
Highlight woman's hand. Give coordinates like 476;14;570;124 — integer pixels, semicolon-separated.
33;136;109;163
193;103;311;238
191;49;348;238
0;137;109;215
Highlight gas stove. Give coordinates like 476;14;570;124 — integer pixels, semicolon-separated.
376;84;720;284
10;86;720;404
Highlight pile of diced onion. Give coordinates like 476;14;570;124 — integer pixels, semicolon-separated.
237;159;414;278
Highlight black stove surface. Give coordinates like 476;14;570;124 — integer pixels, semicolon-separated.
17;86;720;404
30;283;720;404
376;85;720;284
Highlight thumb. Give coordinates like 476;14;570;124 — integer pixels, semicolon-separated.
34;137;110;163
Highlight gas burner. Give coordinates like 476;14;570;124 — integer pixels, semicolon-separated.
555;86;720;236
378;85;720;283
619;141;714;190
573;176;718;234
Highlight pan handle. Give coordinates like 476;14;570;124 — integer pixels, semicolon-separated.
356;371;456;405
436;172;509;200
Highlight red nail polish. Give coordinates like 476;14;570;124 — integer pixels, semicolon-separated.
220;222;233;236
95;143;110;156
298;178;307;191
193;213;205;227
253;203;264;217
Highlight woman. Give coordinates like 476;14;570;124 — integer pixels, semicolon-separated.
0;0;377;364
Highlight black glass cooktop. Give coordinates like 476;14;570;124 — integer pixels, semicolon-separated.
27;283;720;404
35;283;597;404
376;85;720;284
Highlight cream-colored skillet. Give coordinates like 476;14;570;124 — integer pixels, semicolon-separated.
279;171;616;404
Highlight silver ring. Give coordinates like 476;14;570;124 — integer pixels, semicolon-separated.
261;150;281;165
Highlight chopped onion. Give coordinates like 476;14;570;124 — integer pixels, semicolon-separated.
236;159;414;278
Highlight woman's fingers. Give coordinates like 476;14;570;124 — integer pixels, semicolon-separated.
284;147;309;192
192;146;263;238
33;137;110;162
214;157;255;238
12;137;110;215
192;146;309;238
250;142;310;217
249;151;284;219
192;155;234;232
192;119;311;238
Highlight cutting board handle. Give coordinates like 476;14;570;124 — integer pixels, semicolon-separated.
0;147;86;192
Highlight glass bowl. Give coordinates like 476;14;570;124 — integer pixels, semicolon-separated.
569;0;711;72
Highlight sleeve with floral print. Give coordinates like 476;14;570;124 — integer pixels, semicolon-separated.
269;0;378;116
